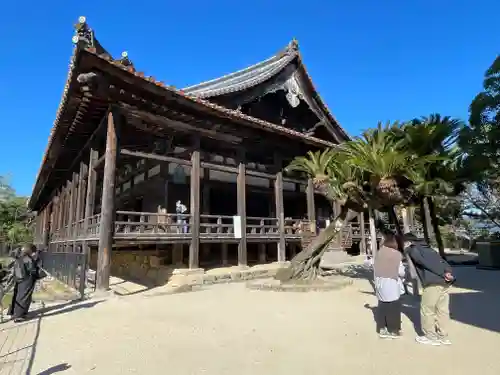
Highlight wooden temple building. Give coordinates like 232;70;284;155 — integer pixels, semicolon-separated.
30;17;364;290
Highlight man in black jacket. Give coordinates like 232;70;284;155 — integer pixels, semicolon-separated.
404;233;454;346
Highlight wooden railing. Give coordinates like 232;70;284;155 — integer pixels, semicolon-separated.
247;217;278;235
115;211;191;235
48;210;422;245
200;215;234;235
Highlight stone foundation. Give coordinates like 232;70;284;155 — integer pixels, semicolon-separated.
89;249;175;286
89;248;290;288
246;277;353;292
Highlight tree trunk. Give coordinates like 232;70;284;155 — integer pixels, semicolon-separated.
427;197;446;259
419;197;431;244
388;207;403;236
275;206;357;282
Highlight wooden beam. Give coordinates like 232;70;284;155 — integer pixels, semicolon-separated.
275;171;286;262
120;148;305;185
306;178;316;232
189;150;201;269
236;159;247;266
121;148;191;166
65;113;108;178
97;111;119;291
122;104;243;144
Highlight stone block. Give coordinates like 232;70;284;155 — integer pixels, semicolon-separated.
203;275;216;285
129;263;148;280
149;256;162;268
320;249;352;269
172;268;204;276
213;273;232;283
230;272;242;281
156;267;174;284
240;270;254;280
146;268;159;282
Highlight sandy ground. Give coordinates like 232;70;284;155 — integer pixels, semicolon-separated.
1;265;500;375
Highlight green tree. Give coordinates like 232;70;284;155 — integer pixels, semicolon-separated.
0;176;32;246
396;115;466;257
461;55;500;189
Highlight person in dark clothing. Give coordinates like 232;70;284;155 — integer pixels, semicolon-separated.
8;244;39;323
403;233;455;346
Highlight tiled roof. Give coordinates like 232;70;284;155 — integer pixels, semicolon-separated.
183;41;299;98
182;39;350;142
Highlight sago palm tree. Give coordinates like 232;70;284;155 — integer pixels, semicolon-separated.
399;115;466;257
279;148;364;280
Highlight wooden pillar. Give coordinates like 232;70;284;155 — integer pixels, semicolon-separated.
42;202;52;248
76;163;87;222
407;206;415;232
67;173;78;241
236;160;247;266
97;111;119;291
369;208;378;256
189;150;201;269
83;149;98;266
202;180;211;259
401;207;411;234
159;158;169;210
306;178;316;232
84;150;98;222
258;243;267;263
57;187;65;232
61;182;69;232
221;243;229;266
275;172;286;262
360;212;366;255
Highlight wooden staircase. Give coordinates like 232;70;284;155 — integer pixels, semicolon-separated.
299;225;354;252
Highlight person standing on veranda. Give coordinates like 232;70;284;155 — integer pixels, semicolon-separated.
404;233;455;346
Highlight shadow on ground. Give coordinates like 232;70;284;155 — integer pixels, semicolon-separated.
36;362;71;374
0;299;102;374
448;267;500;334
347;263;500;335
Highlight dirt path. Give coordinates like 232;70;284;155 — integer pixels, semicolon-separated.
2;266;500;375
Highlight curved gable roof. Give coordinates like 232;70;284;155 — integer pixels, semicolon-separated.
183;40;350;142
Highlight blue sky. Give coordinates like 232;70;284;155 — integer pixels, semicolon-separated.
0;0;498;196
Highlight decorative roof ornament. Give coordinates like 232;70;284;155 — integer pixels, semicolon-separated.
72;16;94;49
287;38;299;53
118;51;134;68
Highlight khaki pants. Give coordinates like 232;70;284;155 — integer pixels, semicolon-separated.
421;285;450;339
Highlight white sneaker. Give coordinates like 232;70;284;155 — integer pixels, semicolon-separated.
438;337;452;345
415;336;441;346
379;329;391;339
